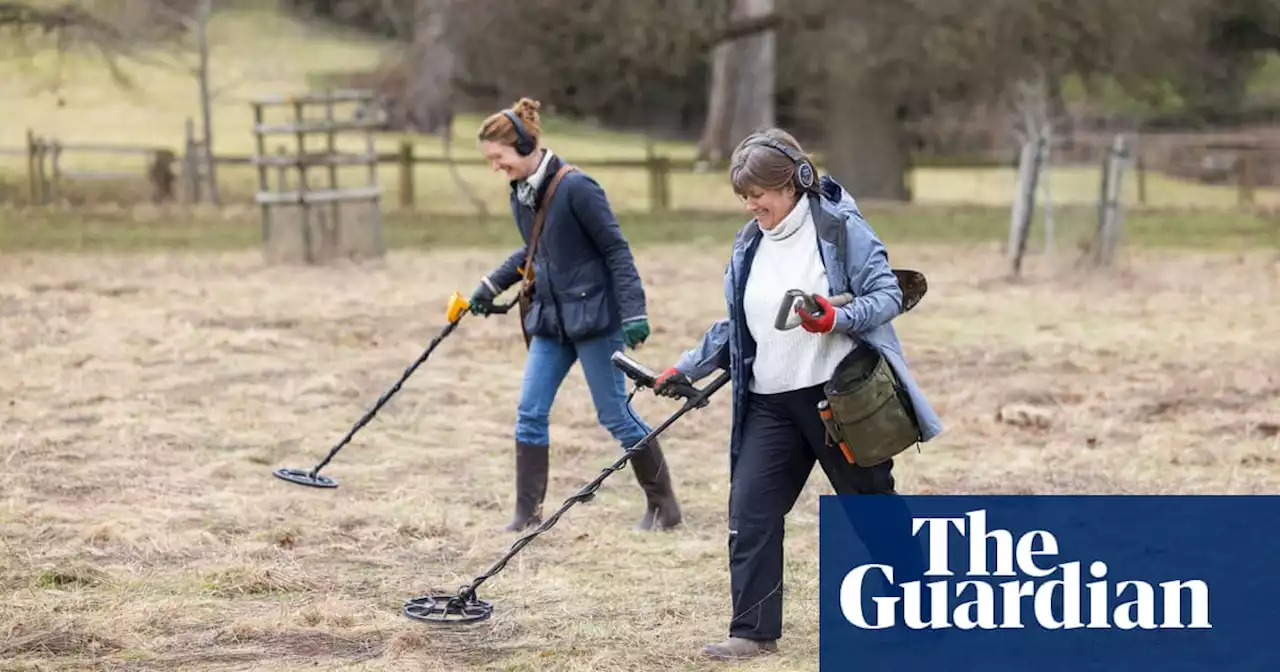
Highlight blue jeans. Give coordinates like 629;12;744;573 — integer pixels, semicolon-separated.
515;328;653;449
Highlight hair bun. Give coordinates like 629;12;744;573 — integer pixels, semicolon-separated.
512;97;541;122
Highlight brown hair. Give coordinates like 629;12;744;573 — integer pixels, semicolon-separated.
728;128;813;197
477;97;543;149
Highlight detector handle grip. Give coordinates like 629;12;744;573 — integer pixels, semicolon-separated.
610;351;701;400
445;291;517;323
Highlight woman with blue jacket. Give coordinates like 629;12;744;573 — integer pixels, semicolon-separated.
653;128;943;660
467;98;682;535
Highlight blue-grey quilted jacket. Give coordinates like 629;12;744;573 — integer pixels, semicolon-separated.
672;175;944;472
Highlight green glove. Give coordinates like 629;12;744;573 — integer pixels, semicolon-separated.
469;280;497;316
621;317;650;349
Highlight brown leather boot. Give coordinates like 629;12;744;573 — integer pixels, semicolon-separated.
628;439;682;531
502;442;548;532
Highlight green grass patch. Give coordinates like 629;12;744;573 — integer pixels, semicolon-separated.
3;205;1276;255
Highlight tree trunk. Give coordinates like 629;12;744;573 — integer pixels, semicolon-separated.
409;0;454;136
822;16;910;201
726;0;775;146
696;0;775;162
696;40;735;162
196;0;220;206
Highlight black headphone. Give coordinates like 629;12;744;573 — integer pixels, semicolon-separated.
745;135;818;194
502;110;536;156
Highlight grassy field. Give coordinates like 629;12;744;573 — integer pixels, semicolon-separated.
3;6;1280;671
3;201;1279;257
2;232;1278;671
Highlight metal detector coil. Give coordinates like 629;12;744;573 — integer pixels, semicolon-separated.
404;354;732;626
272;467;338;488
403;592;493;624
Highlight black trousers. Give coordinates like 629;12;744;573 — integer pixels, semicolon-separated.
727;382;913;641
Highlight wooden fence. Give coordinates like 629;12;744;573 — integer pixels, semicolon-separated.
251;90;386;264
1;132;689;211
1;131;1275;212
215;141;686;212
3;131;177;205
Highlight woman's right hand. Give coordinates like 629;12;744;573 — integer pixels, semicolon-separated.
653;367;693;399
468;281;497;316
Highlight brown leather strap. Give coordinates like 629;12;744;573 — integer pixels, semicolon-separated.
516;162;576;349
520;163;576;293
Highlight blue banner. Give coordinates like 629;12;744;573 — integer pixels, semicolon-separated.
819;495;1280;671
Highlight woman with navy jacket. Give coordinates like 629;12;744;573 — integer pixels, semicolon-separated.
467;98;682;535
654;128;944;660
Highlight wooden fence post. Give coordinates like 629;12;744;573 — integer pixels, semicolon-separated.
50;140;62;204
1041;123;1054;260
26;129;39;205
1237;153;1255;211
184;118;201;204
1135;150;1147;206
399;140;415;208
275;145;288;192
1093;134;1129;267
148;149;176;203
35;139;49;206
648;155;670;212
1007;133;1044;277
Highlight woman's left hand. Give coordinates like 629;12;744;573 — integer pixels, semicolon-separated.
622;317;650;348
797;295;835;333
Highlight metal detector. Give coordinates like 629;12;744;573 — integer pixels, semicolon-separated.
272;291;516;489
402;351;730;624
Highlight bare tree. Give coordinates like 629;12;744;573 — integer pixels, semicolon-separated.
701;0;1215;200
408;0;489;215
0;1;174;88
407;0;452;136
194;0;219;206
285;0;1230;205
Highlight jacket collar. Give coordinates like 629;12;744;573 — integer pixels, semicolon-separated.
512;150;563;210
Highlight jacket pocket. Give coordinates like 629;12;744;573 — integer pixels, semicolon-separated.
523;295;551;338
555;279;611;341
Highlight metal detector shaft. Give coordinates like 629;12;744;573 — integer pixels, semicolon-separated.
447;368;731;605
303;298;516;478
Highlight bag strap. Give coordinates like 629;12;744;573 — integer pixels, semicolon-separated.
521;163;577;291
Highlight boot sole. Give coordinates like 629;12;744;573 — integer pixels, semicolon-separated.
700;647;776;661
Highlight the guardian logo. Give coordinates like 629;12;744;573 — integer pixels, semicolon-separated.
840;509;1212;631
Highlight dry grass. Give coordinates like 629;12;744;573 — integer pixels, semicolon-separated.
1;240;1278;670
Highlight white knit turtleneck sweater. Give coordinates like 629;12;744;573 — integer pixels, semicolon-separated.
742;196;855;394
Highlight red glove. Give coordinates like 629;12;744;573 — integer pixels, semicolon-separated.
797;294;836;333
653;367;691;399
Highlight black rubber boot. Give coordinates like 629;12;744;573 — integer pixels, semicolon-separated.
502;442;548;532
629;439;682;531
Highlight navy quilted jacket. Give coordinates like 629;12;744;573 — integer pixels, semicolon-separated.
485;151;647;342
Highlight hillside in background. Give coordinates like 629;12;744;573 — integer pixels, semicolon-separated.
3;3;1280;211
0;6;394;156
